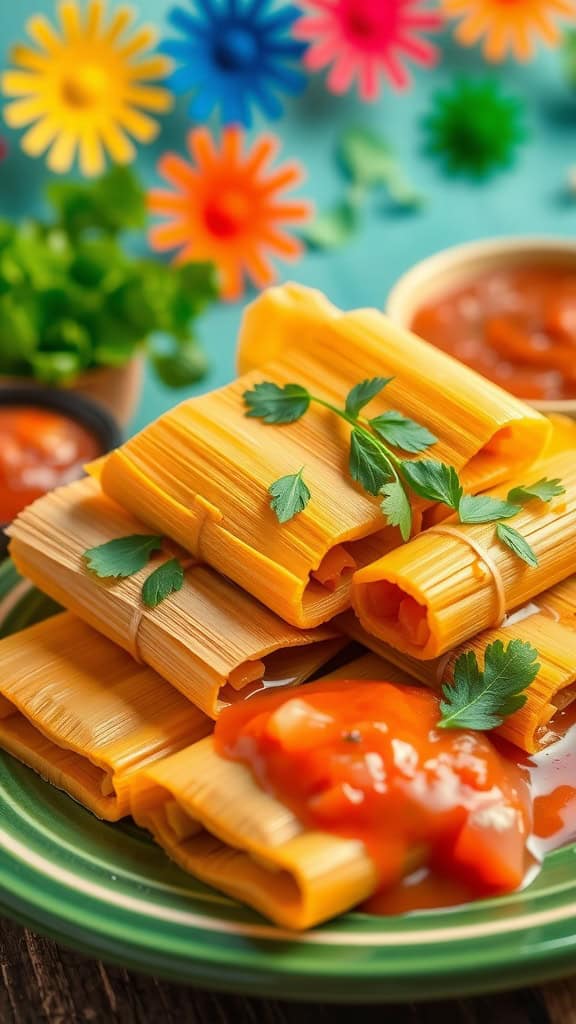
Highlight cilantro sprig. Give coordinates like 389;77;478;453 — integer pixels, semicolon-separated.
438;638;540;730
83;535;185;609
243;379;556;567
245;378;435;542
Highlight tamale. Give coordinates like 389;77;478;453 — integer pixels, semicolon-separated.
8;478;343;719
341;584;576;753
130;734;378;931
93;283;549;628
352;450;576;660
0;613;212;819
130;653;530;929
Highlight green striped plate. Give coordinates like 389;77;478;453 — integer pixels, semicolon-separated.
1;558;576;1001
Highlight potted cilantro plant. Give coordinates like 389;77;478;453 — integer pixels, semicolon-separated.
0;166;217;425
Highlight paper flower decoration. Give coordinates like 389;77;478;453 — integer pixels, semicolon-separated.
423;79;526;179
294;0;442;98
148;127;313;301
442;0;576;62
2;0;173;177
162;0;307;127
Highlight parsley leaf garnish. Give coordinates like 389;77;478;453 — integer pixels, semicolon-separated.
401;459;463;509
243;382;311;424
369;410;437;454
507;477;566;504
268;468;311;523
458;495;520;524
496;523;539;567
349;429;394;496
84;535;163;578
380;480;412;541
438;639;540;731
243;379;562;559
142;558;185;608
344;377;392;418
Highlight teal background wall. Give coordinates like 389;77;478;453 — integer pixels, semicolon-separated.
1;0;576;433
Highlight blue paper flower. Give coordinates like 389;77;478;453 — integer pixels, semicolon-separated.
162;0;308;127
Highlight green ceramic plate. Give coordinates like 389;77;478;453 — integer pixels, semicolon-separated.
1;558;576;1002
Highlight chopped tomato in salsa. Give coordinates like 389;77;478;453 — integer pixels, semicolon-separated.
215;679;532;905
0;406;100;522
411;266;576;401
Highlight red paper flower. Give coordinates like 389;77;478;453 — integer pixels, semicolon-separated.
294;0;442;99
148;127;313;301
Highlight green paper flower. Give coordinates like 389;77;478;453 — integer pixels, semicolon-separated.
423;79;527;179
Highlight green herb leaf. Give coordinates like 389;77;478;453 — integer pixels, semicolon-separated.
369;410;437;454
439;639;540;731
380;480;412;541
142;558;185;608
150;341;208;388
496;523;539;567
458;495;520;524
338;127;425;208
29;351;83;385
244;382;311;424
401;459;463;508
83;535;163;579
507;477;566;504
345;377;393;418
47;165;146;237
302;199;359;251
349;429;394;496
268;469;311;524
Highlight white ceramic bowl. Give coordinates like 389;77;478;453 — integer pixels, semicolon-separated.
386;237;576;416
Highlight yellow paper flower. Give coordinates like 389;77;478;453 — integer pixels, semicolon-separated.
442;0;576;62
2;0;173;176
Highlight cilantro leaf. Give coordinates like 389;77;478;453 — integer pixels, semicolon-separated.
507;477;566;504
338;127;424;208
268;469;311;524
244;382;311;424
302;199;358;251
369;410;437;454
496;523;539;567
84;535;163;579
150;341;208;388
439;639;540;731
349;429;394;496
380;480;412;541
142;558;185;608
458;495;520;524
345;377;393;418
401;459;462;508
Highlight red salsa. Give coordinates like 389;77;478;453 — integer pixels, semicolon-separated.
411;266;576;401
0;406;101;522
215;679;532;909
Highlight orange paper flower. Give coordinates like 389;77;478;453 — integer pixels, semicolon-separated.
442;0;576;62
2;0;172;176
148;128;313;302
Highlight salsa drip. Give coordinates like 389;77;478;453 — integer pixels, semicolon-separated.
215;679;533;912
411;266;576;402
0;406;101;522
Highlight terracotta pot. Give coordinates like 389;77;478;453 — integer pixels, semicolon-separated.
386;236;576;418
0;356;144;428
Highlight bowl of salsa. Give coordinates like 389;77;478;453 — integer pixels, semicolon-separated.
386;237;576;414
0;388;121;555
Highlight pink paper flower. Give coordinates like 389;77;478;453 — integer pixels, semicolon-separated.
294;0;443;99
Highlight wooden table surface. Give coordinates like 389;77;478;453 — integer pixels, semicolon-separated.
2;918;576;1024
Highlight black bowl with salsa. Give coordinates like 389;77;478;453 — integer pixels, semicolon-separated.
0;388;121;556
